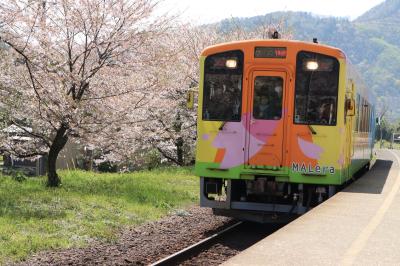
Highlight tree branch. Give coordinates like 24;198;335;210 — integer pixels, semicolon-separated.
156;146;181;166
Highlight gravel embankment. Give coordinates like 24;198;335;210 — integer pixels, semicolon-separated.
18;207;233;266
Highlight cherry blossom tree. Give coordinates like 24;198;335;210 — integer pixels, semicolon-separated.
0;2;292;179
0;0;170;186
130;25;218;166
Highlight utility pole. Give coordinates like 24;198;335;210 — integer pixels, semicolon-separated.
379;106;388;149
390;132;394;149
380;118;383;148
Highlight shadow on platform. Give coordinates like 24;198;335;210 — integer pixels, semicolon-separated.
344;159;393;195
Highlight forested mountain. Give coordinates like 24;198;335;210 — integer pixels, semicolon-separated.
217;0;400;120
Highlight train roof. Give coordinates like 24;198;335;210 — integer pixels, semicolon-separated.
201;39;346;60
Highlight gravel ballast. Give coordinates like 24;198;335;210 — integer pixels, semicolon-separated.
18;207;234;265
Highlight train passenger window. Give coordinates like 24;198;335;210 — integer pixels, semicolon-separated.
294;51;339;126
362;100;371;133
253;76;283;120
202;50;244;121
361;98;366;132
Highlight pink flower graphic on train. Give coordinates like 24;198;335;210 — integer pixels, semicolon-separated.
212;114;279;169
202;134;210;140
297;137;324;159
248;118;279;142
338;154;345;166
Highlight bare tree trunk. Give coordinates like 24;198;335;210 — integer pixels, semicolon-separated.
47;124;69;187
176;137;184;166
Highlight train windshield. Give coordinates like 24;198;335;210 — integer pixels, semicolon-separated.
294;51;339;126
253;76;283;120
202;50;243;121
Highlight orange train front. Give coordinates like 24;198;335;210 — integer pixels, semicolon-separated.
194;39;375;222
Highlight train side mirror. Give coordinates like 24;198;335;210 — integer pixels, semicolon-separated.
376;117;381;125
346;98;355;116
187;90;194;109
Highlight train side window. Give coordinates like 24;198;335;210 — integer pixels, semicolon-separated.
366;102;371;133
361;98;365;132
202;50;244;121
362;98;368;133
294;51;339;126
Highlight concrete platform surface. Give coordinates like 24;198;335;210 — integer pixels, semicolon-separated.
223;149;400;266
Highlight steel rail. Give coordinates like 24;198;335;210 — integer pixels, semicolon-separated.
150;221;243;266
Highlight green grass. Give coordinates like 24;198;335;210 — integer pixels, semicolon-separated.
0;168;198;264
374;140;400;149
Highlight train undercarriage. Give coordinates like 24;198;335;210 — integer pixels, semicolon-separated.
201;176;337;223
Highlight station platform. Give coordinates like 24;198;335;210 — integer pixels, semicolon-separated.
223;149;400;265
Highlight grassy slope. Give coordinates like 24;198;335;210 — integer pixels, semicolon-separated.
0;168;198;264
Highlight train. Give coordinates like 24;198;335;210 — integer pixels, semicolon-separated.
193;37;376;222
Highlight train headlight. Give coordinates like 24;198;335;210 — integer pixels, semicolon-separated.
225;59;237;69
306;61;319;70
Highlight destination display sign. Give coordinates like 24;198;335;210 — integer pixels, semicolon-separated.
254;47;287;58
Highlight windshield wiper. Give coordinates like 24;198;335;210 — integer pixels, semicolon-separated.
308;125;317;135
219;121;227;131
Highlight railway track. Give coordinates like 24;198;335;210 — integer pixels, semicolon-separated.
150;221;285;266
150;221;243;266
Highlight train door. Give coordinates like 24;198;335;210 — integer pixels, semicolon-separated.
245;71;287;171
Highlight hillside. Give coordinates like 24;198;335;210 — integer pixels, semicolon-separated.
217;0;400;120
356;0;400;25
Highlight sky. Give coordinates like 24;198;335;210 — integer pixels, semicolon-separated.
159;0;386;24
